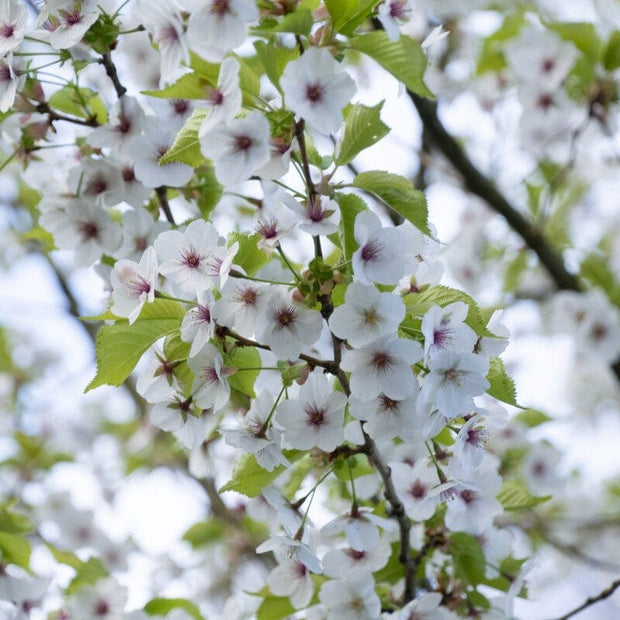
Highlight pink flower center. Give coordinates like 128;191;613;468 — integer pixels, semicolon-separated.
360;238;382;262
304;403;326;426
371;351;392;370
180;247;203;269
202;366;219;384
256;216;279;239
211;0;231;15
85;173;108;196
197;305;212;322
122;166;136;182
409;480;427;499
117;114;131;134
537;93;554;110
0;23;15;39
127;274;151;297
460;489;476;504
234;134;254;152
206;88;224;106
378;394;399;412
305;81;325;103
94;599;110;616
276;305;297;329
0;63;12;83
172;99;190;115
236;285;258;306
61;10;83;27
541;58;555;73
79;221;100;240
133;235;148;252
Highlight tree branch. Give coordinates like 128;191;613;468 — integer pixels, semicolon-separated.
99;51;127;98
552;578;620;620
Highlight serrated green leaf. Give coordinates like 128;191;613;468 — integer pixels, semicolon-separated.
326;0;381;36
160;108;209;167
227;346;261;398
451;532;486;586
228;232;269;275
604;30;620;70
335;102;390;166
258;9;313;35
144;598;204;620
0;532;31;569
143;73;212;100
334;192;367;263
497;480;551;511
351;170;429;234
486;357;519;407
48;86;107;123
86;300;185;391
350;31;433;98
254;41;298;93
513;409;552;428
405;285;491;336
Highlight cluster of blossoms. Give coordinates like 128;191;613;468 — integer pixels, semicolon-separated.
6;0;620;618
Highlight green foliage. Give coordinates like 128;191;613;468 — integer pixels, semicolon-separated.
220;451;301;497
476;12;525;74
404;285;493;337
228;233;270;275
549;22;603;62
604;30;620;70
0;532;31;569
486;357;519;407
580;252;620;307
160;108;209;167
82;12;121;54
513;408;553;428
143;72;212;100
352;170;429;234
325;0;381;35
255;587;297;620
226;345;262;398
497;480;551;511
335;101;390;166
191;166;224;218
282;454;315;499
254;41;298;93
350;31;433;98
48;86;108;123
450;532;486;586
86;300;185;391
183;520;226;548
48;545;109;595
144;598;204;620
333;192;368;263
257;9;314;35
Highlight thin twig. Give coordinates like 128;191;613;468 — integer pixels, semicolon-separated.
552;578;620;620
36;101;100;127
99;51;127;98
155;186;175;225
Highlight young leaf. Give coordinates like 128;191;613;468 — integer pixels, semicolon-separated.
86;300;185;392
335;102;390;166
0;532;31;569
142;72;212;100
144;598;204;620
228;232;270;275
254;41;298;93
513;408;553;428
257;9;313;35
350;31;433;98
227;345;262;398
352;170;429;234
450;532;486;586
497;480;551;511
334;192;367;263
325;0;381;35
159;108;208;167
486;357;519;407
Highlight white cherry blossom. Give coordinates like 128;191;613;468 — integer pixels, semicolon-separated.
0;0;28;56
319;571;381;620
187;342;231;412
181;290;216;358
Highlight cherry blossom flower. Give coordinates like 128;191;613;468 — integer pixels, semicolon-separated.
341;336;423;401
349;390;420;442
186;0;258;63
200;111;271;186
322;538;391;578
276;370;346;452
280;46;356;135
181;289;216;357
384;592;457;619
253;205;297;254
0;574;51;619
419;351;490;419
67;577;128;620
318;572;381;620
187;342;231;412
0;53;24;112
130;123;194;188
150;394;209;449
521;441;561;496
115;207;170;262
38;0;100;50
390;459;440;521
198;56;242;137
68;158;125;208
421;302;478;360
322;508;392;552
266;559;315;609
257;534;321;574
87;97;147;156
452;414;489;474
111;246;158;324
154;219;220;293
254;288;323;360
0;0;28;56
329;281;405;348
352;210;415;285
285;195;341;237
377;1;414;41
136;0;189;84
136;348;180;403
225;390;290;471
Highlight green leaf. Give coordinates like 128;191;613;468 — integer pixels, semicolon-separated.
82;12;120;54
227;345;262;398
549;22;602;62
143;72;212;100
326;0;381;36
497;480;551;511
350;31;433;98
450;532;486;586
282;454;315;500
48;86;107;123
580;252;620;307
228;232;269;275
513;408;552;428
0;532;31;569
160;108;209;167
604;30;620;70
335;102;390;166
258;9;313;35
404;285;492;336
86;300;185;391
254;41;298;93
221;451;301;497
22;226;55;252
183;520;226;548
256;590;296;620
476;12;525;74
0;502;33;535
486;357;519;407
144;598;204;620
352;170;429;234
334;192;367;263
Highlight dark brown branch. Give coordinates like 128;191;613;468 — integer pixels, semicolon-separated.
36;101;100;127
155;186;176;225
99;51;127;98
552;578;620;620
